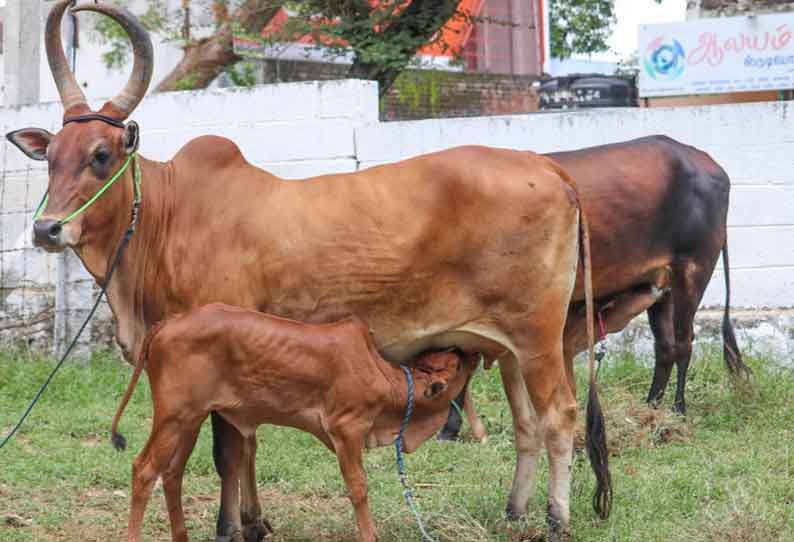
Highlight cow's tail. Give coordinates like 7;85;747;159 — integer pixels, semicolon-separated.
110;321;164;452
721;242;751;377
578;200;612;520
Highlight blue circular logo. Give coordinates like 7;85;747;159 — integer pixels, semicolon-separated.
644;37;685;80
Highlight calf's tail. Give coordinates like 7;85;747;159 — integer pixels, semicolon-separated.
110;321;164;451
720;243;751;377
578;204;612;520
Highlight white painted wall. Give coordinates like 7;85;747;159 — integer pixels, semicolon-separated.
354;102;794;309
1;79;792;352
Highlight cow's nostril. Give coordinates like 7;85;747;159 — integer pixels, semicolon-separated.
48;222;62;240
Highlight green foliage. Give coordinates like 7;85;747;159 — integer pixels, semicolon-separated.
173;70;202;91
550;0;617;60
550;0;664;60
91;0;179;71
225;60;259;87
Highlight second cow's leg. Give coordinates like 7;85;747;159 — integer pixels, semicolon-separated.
499;353;543;520
437;378;488;443
211;413;245;542
463;384;488;443
240;434;273;542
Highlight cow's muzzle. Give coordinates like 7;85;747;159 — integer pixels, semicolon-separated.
32;219;65;251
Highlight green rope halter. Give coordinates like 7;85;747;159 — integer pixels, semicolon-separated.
33;153;141;224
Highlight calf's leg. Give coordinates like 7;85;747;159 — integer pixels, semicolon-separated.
161;419;204;542
330;427;377;542
127;418;189;542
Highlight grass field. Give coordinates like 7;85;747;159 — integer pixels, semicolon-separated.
1;346;793;542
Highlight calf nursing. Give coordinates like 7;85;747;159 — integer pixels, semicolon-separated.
111;303;479;542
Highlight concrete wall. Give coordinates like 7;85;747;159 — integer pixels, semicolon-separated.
1;79;792;356
356;102;794;310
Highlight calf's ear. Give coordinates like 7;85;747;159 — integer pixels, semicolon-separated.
425;380;448;399
6;128;53;161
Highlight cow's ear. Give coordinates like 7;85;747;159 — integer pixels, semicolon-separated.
424;379;448;399
123;121;140;155
6;128;53;161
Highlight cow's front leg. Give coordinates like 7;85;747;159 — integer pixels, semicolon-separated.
240;433;273;541
211;413;245;542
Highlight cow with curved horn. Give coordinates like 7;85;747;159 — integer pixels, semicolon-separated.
7;2;610;541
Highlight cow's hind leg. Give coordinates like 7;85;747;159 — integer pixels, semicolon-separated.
521;349;577;542
646;291;676;406
240;434;272;541
499;353;543;520
669;258;716;414
211;413;246;542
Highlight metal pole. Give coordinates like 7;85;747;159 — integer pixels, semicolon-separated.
54;6;81;359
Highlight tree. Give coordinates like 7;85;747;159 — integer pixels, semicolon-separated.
93;0;461;96
550;0;664;60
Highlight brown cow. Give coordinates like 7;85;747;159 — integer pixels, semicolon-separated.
110;304;480;542
440;135;751;442
7;3;607;541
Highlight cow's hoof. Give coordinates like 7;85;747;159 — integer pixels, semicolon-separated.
505;504;524;522
215;530;244;542
436;428;461;442
547;515;572;542
243;517;273;542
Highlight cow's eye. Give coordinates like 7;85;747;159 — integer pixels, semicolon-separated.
94;149;110;165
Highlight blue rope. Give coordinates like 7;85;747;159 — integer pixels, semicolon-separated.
396;365;437;542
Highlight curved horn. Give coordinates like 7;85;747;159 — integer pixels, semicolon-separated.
72;2;154;119
46;0;88;113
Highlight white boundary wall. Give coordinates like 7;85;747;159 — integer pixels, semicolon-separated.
0;79;792;354
356;103;794;309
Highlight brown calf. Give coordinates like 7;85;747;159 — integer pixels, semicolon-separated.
111;303;479;542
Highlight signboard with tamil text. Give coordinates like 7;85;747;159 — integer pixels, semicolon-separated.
638;13;794;97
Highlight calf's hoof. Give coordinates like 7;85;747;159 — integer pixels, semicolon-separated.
243;517;273;542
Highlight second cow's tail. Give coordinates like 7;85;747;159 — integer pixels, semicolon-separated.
720;243;751;377
110;321;164;451
578;205;613;520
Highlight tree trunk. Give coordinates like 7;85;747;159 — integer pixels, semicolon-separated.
154;0;280;93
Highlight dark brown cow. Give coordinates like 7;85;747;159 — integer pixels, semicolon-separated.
7;2;608;541
440;136;750;442
110;304;480;542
